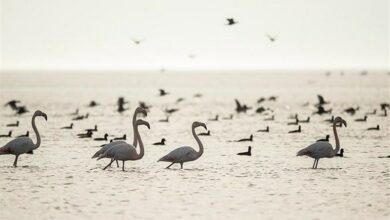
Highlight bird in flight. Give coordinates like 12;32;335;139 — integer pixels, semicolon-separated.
226;18;238;25
266;34;278;42
131;38;144;45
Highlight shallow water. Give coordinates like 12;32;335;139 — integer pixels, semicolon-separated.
0;71;389;220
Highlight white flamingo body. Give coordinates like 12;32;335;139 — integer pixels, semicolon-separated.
97;119;150;171
297;116;346;169
0;110;47;167
91;107;146;160
158;121;207;169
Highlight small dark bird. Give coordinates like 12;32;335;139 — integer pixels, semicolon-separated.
355;115;367;122
6;121;19;127
88;101;99;107
226;18;238;25
165;108;179;114
235;99;251;113
344;107;359;115
4;100;20;110
15;106;28;115
316;95;329;106
17;131;29;138
94;133;108;141
288;126;301;133
113;134;126;141
222;114;233;120
264;115;274;121
132;39;143;45
159;89;169;96
209;115;219;121
236;134;253;142
193;93;203;98
335;149;344;157
266;34;277;42
288;118;299;125
159;116;169;123
288;114;298;120
176;98;185;103
61;123;73;129
0;130;12;138
78;130;93;138
256;107;266;114
70;109;79;116
237;146;251;156
268;96;278;101
139;101;151;111
299;117;310;123
198;130;211;136
316;135;329;142
117;97;128;113
153;138;166;145
257;126;269;132
85;125;98;132
257;97;265;103
314;106;332;115
366;109;376;115
324;116;334;123
367;125;380;131
73;114;89;120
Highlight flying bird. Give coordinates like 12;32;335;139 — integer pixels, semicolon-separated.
226;18;238;25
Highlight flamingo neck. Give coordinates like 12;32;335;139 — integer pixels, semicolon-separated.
132;112;138;148
192;126;204;157
134;125;144;160
32;115;41;149
332;121;340;155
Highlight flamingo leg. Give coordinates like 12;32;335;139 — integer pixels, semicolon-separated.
122;161;125;171
103;159;114;170
312;159;316;169
13;155;19;167
166;162;174;169
180;162;183;169
116;160;119;167
315;159;320;169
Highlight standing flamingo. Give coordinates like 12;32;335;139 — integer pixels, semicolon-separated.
297;116;347;169
158;121;207;169
91;107;147;164
97;119;150;171
0;110;47;167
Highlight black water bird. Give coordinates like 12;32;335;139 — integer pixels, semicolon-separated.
6;121;19;127
4;100;20;110
344;107;359;115
15;106;28;115
112;134;126;141
355;115;367;122
257;126;269;132
94;133;108;141
153;138;166;145
316;135;329;142
366;109;376;115
299;117;310;123
78;130;93;138
85;125;98;132
288;126;301;133
335;149;344;157
266;34;277;42
0;131;12;138
88;100;99;107
237;146;251;156
264;115;274;121
61;123;73;129
165;108;179;114
316;95;329;106
159;89;169;96
222;114;233;120
209;115;219;121
73;114;89;120
159;116;169;123
226;18;238;25
235;99;251;113
17;131;29;138
236;134;253;142
324;116;334;123
314;106;332;115
288;118;299;125
367;125;380;131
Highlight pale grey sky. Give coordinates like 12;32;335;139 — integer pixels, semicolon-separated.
0;0;388;71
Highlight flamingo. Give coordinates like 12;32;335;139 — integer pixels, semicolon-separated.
158;121;207;169
91;107;147;162
0;110;47;167
97;119;150;171
297;116;347;169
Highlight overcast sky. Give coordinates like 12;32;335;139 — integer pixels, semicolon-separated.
1;0;388;71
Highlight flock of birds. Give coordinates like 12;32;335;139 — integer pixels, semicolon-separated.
0;88;388;170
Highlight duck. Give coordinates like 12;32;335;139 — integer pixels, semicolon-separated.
198;130;211;136
153;138;166;145
94;133;108;141
316;135;329;142
61;123;73;129
367;125;380;130
236;134;253;142
264;115;274;121
17;131;29;138
0;131;12;138
288;125;301;133
6;121;19;127
257;126;269;132
112;134;126;141
355;115;367;122
237;146;251;156
209;115;219;121
159;116;169;123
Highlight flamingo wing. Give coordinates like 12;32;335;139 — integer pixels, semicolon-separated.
159;146;196;162
1;137;34;155
297;141;333;158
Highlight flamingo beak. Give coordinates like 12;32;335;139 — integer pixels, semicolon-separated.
342;120;347;127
